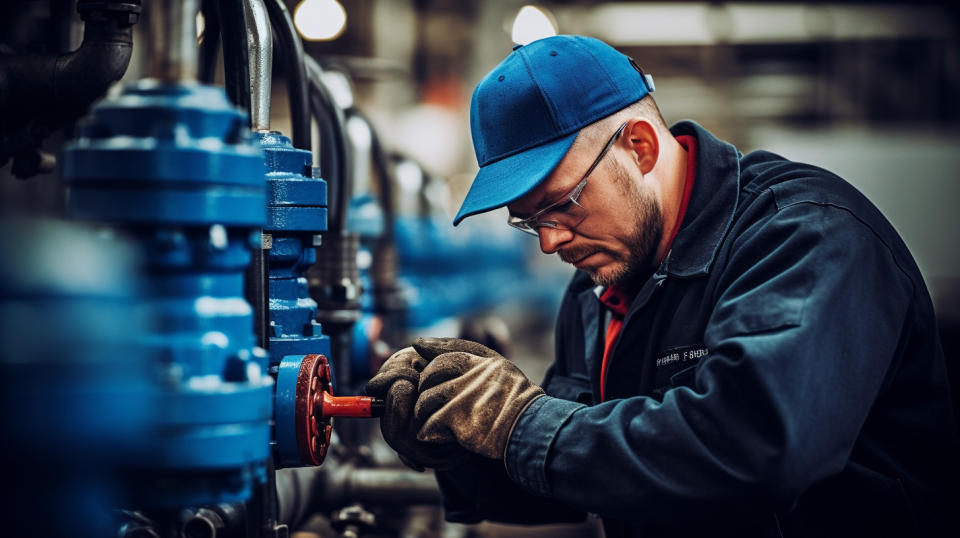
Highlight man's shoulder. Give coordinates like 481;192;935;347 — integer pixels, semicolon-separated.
741;150;849;203
731;149;921;284
737;149;888;226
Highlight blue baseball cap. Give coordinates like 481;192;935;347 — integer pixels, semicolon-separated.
454;35;655;225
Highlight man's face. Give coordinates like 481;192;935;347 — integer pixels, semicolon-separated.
508;139;664;287
560;158;663;286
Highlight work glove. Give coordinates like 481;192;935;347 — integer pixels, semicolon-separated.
364;346;468;471
412;337;545;460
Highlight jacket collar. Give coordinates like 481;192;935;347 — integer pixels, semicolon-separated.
661;120;741;278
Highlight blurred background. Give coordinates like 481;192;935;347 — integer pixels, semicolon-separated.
5;0;959;357
1;1;958;537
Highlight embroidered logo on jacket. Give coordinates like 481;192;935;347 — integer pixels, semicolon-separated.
652;344;709;397
655;345;709;368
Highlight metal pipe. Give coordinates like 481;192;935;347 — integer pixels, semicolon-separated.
242;0;273;132
276;464;442;530
343;468;443;504
148;0;199;82
0;0;142;177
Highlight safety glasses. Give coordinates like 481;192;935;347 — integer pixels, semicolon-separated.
507;122;627;236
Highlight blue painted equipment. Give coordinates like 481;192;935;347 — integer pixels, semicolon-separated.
256;130;335;467
393;215;562;329
63;80;273;508
260;130;330;362
0;219;155;537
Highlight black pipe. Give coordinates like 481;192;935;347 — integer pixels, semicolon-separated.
344;109;406;331
50;0;77;53
307;72;362;397
247;243;269;350
347;109;395;239
276;465;442;530
214;0;250;113
0;0;142;177
264;0;311;151
306;81;358;394
197;0;220;84
308;84;342;207
305;56;351;233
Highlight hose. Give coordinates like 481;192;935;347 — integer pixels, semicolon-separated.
214;0;250;113
347;108;395;239
197;0;220;84
264;0;311;151
305;55;351;234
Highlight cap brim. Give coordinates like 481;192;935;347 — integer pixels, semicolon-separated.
453;130;579;226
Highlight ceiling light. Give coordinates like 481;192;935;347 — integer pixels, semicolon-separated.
294;0;347;42
511;5;558;46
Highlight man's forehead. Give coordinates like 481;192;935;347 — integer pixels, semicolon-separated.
508;136;592;215
508;172;567;216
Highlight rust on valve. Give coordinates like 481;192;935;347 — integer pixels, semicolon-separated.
295;354;385;467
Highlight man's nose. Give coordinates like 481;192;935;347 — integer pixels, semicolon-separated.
538;226;574;254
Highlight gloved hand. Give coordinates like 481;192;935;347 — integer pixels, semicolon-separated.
365;346;468;471
412;338;545;460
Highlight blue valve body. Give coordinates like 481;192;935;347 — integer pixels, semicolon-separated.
257;131;332;468
63;81;273;507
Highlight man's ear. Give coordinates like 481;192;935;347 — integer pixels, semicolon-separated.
626;119;659;174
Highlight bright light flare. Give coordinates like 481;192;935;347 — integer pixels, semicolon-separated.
511;5;558;46
294;0;347;42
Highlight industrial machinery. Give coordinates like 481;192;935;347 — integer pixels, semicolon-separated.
0;1;564;536
0;1;436;536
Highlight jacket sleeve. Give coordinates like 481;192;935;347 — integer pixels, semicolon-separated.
431;362;589;525
503;201;916;521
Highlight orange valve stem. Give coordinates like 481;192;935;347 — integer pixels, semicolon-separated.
318;392;385;418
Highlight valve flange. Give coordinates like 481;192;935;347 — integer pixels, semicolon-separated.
294;354;334;466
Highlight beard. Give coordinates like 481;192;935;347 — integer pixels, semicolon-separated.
560;162;663;287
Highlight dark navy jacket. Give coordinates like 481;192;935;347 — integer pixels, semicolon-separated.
435;121;960;537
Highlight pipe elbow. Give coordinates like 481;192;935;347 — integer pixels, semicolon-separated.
54;1;141;117
54;39;133;111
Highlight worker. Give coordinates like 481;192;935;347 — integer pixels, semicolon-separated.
365;35;959;537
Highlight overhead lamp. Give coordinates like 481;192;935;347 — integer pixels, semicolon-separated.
511;5;558;46
293;0;347;41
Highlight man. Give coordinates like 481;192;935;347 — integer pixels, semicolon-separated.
366;35;959;537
